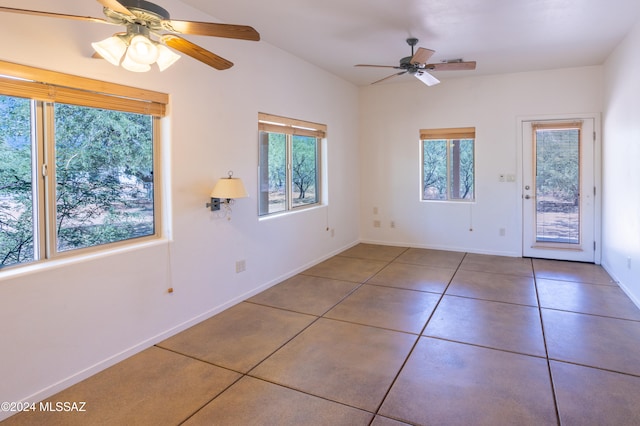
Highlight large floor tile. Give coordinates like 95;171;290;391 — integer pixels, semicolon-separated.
379;338;557;426
460;253;533;277
247;274;360;316
367;262;455;293
446;269;538;306
3;347;240;426
537;278;640;320
424;295;546;356
184;376;373;426
394;248;465;269
250;318;416;412
157;302;316;373
339;243;408;262
302;256;388;283
532;258;615;285
551;361;640;426
324;284;440;334
543;309;640;375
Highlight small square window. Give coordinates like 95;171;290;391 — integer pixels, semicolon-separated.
421;127;475;201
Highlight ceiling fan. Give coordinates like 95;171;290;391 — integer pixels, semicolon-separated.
356;38;476;86
0;0;260;72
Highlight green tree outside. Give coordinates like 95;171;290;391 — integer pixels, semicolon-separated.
0;96;155;268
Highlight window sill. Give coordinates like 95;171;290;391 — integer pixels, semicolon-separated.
258;203;326;222
0;238;169;282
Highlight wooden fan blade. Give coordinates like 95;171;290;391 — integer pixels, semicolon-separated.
0;6;111;25
355;64;399;69
161;35;233;70
371;71;407;85
426;61;477;71
96;0;134;16
411;47;435;65
163;20;260;41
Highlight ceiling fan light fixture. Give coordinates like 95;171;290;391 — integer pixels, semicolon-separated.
91;35;127;66
2;2;259;73
156;44;181;71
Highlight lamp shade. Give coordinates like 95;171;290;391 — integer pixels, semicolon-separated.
127;34;159;65
156;44;181;71
211;177;248;199
91;36;127;66
121;51;152;72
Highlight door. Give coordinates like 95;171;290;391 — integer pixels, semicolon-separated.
522;117;596;262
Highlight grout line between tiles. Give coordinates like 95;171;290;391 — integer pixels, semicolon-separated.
546;357;640;379
539;305;640;323
532;259;563;426
177;372;245;425
418;335;548;360
369;252;468;421
243;278;368;376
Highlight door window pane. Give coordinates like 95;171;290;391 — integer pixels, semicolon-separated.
535;128;580;244
54;104;155;252
0;95;35;267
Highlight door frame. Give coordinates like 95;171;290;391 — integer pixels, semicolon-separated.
516;113;602;264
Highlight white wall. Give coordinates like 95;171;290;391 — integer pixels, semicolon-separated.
0;0;360;414
359;67;603;256
602;19;640;306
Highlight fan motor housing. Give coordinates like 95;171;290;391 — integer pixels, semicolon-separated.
119;0;170;19
104;0;171;26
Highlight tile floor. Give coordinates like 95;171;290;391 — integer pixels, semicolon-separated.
5;244;640;425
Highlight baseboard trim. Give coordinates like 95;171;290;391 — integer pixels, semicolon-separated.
358;238;521;258
601;261;640;310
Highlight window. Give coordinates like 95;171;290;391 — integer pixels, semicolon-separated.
258;113;325;216
421;127;475;201
0;60;167;269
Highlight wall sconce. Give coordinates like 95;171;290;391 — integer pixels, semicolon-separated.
206;171;248;215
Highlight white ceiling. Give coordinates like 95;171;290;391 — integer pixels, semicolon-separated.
179;0;640;86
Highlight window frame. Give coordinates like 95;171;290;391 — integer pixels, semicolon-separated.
258;113;325;217
0;60;167;269
420;127;476;202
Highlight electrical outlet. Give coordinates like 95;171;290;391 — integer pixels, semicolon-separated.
390;221;396;228
373;220;381;228
235;260;246;273
373;206;378;214
499;228;506;236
